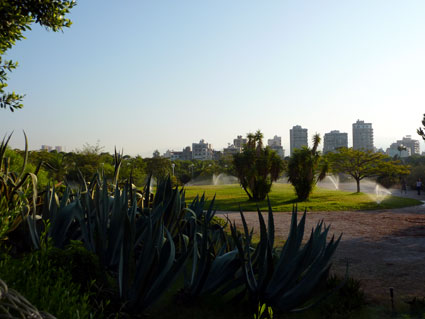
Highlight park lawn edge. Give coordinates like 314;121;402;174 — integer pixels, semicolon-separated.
183;184;423;212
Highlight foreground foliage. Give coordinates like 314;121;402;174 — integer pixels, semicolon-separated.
18;171;340;316
0;146;343;316
0;133;40;243
0;243;98;319
0;0;75;111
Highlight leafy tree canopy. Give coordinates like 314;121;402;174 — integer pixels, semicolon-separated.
1;0;75;111
326;147;410;193
418;113;425;141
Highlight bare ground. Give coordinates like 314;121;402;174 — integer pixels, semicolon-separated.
221;204;425;301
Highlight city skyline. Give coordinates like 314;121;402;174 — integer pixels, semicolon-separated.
28;127;422;158
1;1;425;156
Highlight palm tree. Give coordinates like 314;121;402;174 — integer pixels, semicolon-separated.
246;133;256;150
233;131;285;201
254;130;264;153
287;133;328;201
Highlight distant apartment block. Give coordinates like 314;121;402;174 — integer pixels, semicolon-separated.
267;135;281;147
267;135;285;158
386;143;411;158
41;145;63;152
223;144;242;158
192;139;213;160
323;130;348;154
233;135;247;148
352;120;374;151
163;146;192;161
397;135;420;155
290;125;308;155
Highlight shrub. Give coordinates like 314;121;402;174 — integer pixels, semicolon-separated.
318;275;366;318
0;243;101;319
233;131;285;201
287;134;327;201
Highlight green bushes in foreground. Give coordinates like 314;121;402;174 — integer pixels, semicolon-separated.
1;149;344;317
0;242;100;319
20;169;341;317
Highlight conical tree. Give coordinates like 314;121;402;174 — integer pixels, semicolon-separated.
287;133;328;201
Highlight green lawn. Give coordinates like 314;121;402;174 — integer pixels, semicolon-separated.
183;183;422;212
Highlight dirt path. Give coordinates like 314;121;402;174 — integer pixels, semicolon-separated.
221;205;425;300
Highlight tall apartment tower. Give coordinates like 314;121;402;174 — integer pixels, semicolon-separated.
352;120;374;151
233;135;247;148
267;135;285;158
290;125;308;155
323;130;348;154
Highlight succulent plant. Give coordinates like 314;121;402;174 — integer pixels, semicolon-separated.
0;132;40;244
230;202;342;312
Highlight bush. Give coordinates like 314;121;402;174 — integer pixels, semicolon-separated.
318;275;366;318
0;243;103;319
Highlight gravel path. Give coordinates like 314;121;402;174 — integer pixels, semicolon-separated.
221;204;425;300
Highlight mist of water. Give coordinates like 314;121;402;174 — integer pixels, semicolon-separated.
186;173;238;186
212;173;238;185
326;175;339;190
367;184;392;204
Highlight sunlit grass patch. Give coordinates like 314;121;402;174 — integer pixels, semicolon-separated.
183;183;421;212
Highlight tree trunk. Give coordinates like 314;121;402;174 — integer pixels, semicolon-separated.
242;185;253;200
356;179;360;193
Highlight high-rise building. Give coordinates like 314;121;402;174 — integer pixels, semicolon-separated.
233;135;247;148
397;135;420;155
192;139;213;160
352;120;374;151
223;144;242;158
41;145;52;151
267;135;285;158
267;135;281;147
290;125;308;155
323;130;348;154
386;143;411;158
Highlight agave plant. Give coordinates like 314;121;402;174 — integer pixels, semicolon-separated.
230;202;341;312
0;132;40;244
180;195;241;300
28;174;195;313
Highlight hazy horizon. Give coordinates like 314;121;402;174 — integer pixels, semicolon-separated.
2;1;425;156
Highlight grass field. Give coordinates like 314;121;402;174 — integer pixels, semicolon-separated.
183;183;422;212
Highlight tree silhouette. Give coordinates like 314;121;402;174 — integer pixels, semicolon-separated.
287;134;327;201
233;131;284;201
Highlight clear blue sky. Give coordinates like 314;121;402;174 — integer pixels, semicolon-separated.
2;1;425;156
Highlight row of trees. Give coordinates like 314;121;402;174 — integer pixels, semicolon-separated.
5;131;411;203
233;131;410;202
6;139;234;189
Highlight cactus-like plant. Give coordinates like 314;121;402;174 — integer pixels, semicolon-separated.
0;132;40;244
230;202;341;312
